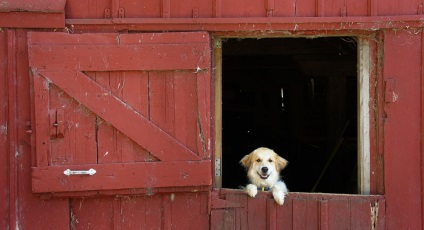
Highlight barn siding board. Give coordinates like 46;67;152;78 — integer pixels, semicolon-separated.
383;29;423;229
0;29;8;230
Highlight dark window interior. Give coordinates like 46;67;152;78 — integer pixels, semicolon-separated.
222;37;358;193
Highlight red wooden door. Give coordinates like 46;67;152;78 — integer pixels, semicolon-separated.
28;32;212;194
211;189;385;229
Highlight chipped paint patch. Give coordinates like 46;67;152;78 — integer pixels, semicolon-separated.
392;91;399;102
371;201;379;230
0;124;7;135
170;193;175;202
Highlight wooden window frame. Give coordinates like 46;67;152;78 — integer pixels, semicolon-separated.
213;34;379;195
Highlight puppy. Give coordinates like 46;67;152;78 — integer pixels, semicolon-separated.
240;147;289;205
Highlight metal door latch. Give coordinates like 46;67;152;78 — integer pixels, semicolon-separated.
63;168;96;176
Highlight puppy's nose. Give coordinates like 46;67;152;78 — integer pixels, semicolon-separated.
261;167;268;173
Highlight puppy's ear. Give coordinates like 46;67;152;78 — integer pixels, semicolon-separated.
240;154;253;169
276;156;288;172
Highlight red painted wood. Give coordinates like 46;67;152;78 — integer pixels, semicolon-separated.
37;70;199;161
29;44;209;72
5;30;71;230
0;30;7;230
149;71;198;153
6;30;18;230
292;199;307;229
64;0;424;19
196;71;212;159
211;209;236;230
66;15;424;33
383;29;423;229
70;197;114;229
92;71;154;163
421;30;424;230
211;189;385;229
224;192;249;229
32;161;211;192
49;83;98;165
169;192;209;229
27;32;212;198
0;0;65;28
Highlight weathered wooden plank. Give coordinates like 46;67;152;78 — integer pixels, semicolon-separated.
247;194;267;229
93;71;154;164
225;192;248;229
0;12;65;28
211;209;236;230
28;32;210;46
292;199;307;230
49;84;98;165
32;160;211;192
119;195;163;229
31;70;51;167
28;43;210;71
217;190;385;229
169;193;210;229
327;199;350;229
383;29;422;229
196;70;212;159
149;71;198;153
70;197;114;230
350;199;374;229
37;71;200;161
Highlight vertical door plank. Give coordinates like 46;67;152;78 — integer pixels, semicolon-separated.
276;198;293;229
247;196;267;229
32;72;51;166
225;192;248;229
119;195;163;229
383;29;422;229
211;209;236;230
70;198;114;230
49;84;97;165
292;199;307;230
169;193;209;229
350;199;373;229
196;70;211;159
150;71;198;153
327;199;350;229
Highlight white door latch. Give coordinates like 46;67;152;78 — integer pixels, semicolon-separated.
63;168;96;176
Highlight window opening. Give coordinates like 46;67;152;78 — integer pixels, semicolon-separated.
220;37;359;194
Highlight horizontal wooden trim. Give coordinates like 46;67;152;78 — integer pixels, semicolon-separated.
29;44;210;71
0;0;65;12
0;12;64;28
66;15;424;32
217;188;385;200
32;161;211;193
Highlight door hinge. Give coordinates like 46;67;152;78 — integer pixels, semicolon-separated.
215;158;221;176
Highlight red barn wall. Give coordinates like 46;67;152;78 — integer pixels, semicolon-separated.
2;0;424;229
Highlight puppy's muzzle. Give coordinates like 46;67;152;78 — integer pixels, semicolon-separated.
259;167;270;179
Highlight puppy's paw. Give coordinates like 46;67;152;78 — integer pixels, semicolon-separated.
245;184;258;197
272;191;286;205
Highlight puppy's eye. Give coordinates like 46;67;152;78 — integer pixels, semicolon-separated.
256;159;261;162
268;159;273;163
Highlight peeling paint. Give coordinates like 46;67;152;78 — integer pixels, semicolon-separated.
371;201;379;230
170;193;175;202
392;91;398;102
0;124;7;135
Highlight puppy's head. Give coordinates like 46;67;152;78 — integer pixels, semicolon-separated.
240;147;288;187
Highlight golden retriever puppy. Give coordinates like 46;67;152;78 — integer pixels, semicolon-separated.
240;147;289;205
